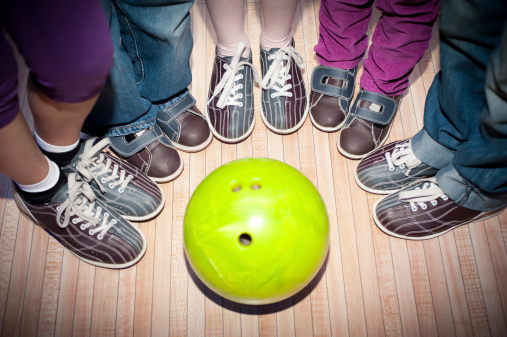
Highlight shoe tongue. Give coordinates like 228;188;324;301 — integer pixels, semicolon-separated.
222;54;251;64
51;182;70;203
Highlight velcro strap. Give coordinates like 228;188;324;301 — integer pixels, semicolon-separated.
311;66;355;100
109;123;165;157
349;90;397;125
158;92;196;122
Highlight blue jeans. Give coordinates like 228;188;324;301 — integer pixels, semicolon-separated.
412;0;507;211
83;0;194;137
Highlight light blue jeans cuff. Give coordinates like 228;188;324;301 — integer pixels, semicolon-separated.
104;89;189;137
412;129;455;169
437;164;507;211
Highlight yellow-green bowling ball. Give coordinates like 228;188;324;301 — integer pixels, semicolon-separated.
184;158;329;305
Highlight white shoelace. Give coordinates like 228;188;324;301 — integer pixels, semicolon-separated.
399;177;449;212
76;138;133;194
56;173;116;240
261;46;305;98
208;42;260;109
385;141;422;175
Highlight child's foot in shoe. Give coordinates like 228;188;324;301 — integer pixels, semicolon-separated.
355;138;438;194
260;40;308;134
53;136;167;221
156;91;212;152
338;89;400;159
309;66;357;132
108;124;184;184
207;42;260;143
373;177;506;240
14;173;147;268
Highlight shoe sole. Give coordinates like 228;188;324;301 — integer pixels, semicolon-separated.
204;106;256;144
372;197;506;240
171;131;213;153
13;185;147;269
121;183;166;222
148;152;185;183
336;122;393;160
260;98;309;135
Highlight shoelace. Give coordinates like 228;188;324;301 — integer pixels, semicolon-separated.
76;138;133;194
385;141;422;175
261;46;305;98
56;173;116;240
399;177;449;212
208;42;260;109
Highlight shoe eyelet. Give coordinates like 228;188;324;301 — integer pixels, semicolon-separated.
411;206;417;212
389;167;395;172
128;175;133;179
118;189;124;194
430;200;438;206
239;94;243;99
223;64;228;70
96;206;102;211
80;224;86;230
56;206;60;211
120;170;125;174
442;195;449;200
89;230;95;236
114;164;118;169
400;164;405;169
287;75;292;80
288;93;293;97
101;178;106;183
270;94;275;98
421;204;427;210
104;212;109;217
72;218;78;224
109;183;114;188
239;84;244;89
239;103;244;107
97;234;104;240
112;219;117;224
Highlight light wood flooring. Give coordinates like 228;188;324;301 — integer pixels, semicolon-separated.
1;1;507;336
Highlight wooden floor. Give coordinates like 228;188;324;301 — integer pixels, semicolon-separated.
2;1;507;336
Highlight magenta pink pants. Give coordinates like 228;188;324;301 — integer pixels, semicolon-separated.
315;0;439;95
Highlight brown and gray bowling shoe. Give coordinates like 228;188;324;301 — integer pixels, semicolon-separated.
156;91;212;152
207;43;259;143
260;41;308;134
373;177;505;240
14;173;147;268
309;66;357;132
109;124;183;183
355;139;438;194
62;137;166;221
338;89;400;159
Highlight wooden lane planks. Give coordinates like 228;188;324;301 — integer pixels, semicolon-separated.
187;4;208;337
299;2;332;336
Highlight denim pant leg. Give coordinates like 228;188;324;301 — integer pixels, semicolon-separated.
412;0;507;211
84;0;194;137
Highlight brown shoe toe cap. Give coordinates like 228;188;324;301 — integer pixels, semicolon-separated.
178;113;211;148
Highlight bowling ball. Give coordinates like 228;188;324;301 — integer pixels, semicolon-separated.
184;158;329;305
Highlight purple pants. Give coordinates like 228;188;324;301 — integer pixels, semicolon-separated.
0;0;113;128
315;0;439;96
